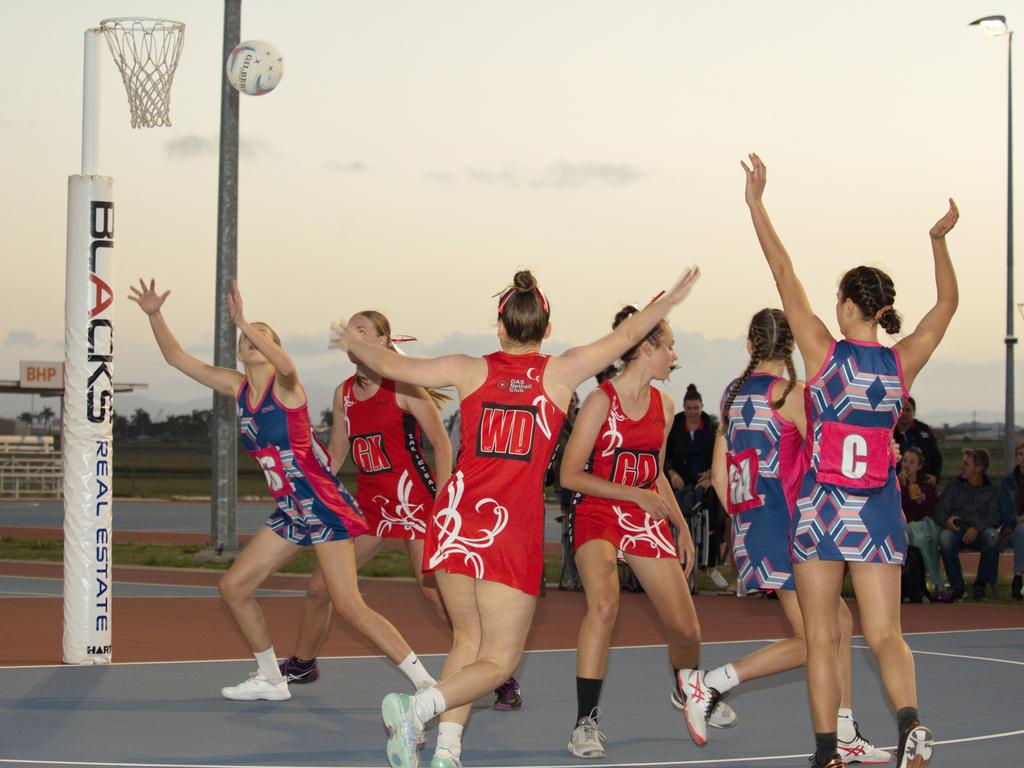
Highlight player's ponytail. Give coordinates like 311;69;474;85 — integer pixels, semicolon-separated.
355;310;451;409
722;308;796;428
613;305;668;366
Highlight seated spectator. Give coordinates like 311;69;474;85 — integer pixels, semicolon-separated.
998;440;1024;601
665;383;727;588
893;396;943;483
935;449;1001;601
900;447;943;593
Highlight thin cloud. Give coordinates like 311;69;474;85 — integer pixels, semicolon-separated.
321;160;368;174
165;135;277;160
428;162;648;189
3;330;44;347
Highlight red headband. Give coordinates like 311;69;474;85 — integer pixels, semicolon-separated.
497;286;550;315
389;335;417;344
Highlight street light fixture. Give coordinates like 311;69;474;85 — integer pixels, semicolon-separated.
970;14;1015;464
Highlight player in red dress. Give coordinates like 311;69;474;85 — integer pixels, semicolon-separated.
743;153;958;768
328;267;701;768
560;305;699;759
129;280;435;702
278;311;453;684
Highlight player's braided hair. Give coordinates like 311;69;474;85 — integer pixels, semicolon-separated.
355;310;451;409
721;308;797;428
839;266;902;334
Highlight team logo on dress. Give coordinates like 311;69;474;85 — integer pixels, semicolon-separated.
351;432;392;474
611;449;659;488
496;380;509;391
476;403;537;461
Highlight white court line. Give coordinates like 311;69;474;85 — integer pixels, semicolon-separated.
3;627;1023;671
2;728;1024;768
852;643;1024;667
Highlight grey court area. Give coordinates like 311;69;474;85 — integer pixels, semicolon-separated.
2;630;1023;768
0;574;303;598
0;501;566;542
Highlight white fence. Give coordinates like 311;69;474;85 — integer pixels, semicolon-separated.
0;436;63;498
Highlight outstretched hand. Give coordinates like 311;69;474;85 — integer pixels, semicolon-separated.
128;278;170;316
741;152;767;206
664;265;702;306
328;320;354;353
929;198;959;240
226;280;246;327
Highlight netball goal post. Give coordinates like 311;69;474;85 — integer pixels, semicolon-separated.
63;18;183;665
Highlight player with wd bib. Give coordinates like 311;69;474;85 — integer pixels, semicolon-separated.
328;267;700;768
742;154;959;768
559;304;707;758
681;308;887;764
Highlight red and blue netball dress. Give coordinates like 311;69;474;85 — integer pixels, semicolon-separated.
721;374;804;590
793;339;908;564
573;380;676;558
422;352;566;596
238;375;367;545
342;377;437;540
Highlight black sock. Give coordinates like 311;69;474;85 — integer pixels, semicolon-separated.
897;706;919;734
291;656;316;670
576;677;603;723
812;731;838;765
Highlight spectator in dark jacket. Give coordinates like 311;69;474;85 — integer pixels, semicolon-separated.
997;440;1024;601
665;383;726;585
936;449;1001;600
893;396;943;483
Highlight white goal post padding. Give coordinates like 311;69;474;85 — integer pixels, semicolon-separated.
62;174;115;665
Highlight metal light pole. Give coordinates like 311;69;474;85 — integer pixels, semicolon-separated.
971;15;1015;466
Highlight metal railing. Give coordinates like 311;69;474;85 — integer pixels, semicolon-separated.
0;437;62;498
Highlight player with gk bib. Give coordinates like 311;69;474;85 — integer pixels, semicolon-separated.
742;154;959;768
681;308;887;764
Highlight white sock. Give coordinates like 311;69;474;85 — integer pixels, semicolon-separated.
436;722;464;757
413;686;447;723
704;663;739;694
254;647;284;683
837;708;856;741
399;652;437;690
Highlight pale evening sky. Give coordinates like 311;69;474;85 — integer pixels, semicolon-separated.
0;1;1019;425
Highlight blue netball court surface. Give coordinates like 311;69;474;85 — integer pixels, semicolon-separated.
1;628;1022;768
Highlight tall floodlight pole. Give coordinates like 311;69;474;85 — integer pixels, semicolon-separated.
209;0;242;557
971;15;1015;467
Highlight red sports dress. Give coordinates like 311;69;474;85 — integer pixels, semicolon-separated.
422;352;566;596
572;381;677;558
342;377;437;540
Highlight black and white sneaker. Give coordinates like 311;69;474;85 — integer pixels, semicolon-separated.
896;722;933;768
279;655;319;684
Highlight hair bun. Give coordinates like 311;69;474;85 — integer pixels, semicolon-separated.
879;308;902;335
686;383;698;394
612;304;639;329
513;269;537;293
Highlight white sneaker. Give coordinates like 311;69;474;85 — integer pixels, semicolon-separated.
838;721;891;764
221;671;290;701
670;686;737;728
429;747;462;768
679;669;719;747
568;709;607;759
707;568;729;590
382;692;424;768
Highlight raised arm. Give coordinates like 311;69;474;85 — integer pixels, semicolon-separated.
329;322;485;397
547;266;701;393
742;154;833;374
326;383;351;474
396;383;454;492
893;200;960;390
128;278;241;397
227;281;301;396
